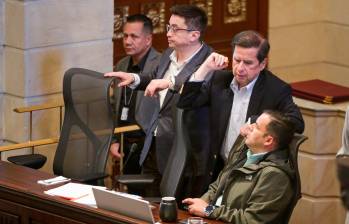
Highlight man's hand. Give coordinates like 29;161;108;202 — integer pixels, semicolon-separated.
182;198;208;217
109;143;123;161
104;72;135;87
144;79;171;97
240;123;253;137
194;52;229;80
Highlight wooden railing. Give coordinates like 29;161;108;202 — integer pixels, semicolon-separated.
0;125;140;152
0;102;140;174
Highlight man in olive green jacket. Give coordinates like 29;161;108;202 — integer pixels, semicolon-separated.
183;110;296;223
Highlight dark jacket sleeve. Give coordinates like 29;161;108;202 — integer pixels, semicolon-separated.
177;77;214;110
275;83;305;133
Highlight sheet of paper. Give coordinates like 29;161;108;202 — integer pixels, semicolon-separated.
37;176;71;186
73;191;98;207
44;182;96;200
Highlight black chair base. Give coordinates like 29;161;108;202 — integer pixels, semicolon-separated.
8;154;47;169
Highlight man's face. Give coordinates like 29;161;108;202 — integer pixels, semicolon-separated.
122;22;151;58
232;45;266;88
166;15;197;49
245;113;272;152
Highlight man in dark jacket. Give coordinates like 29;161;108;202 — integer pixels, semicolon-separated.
177;30;304;192
183;110;296;223
109;14;161;175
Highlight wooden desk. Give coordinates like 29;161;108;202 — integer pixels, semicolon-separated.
0;161;222;224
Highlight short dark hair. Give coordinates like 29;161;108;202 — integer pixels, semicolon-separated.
231;30;270;63
125;14;153;34
264;110;296;149
170;4;208;37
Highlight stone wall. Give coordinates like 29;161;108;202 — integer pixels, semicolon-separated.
269;0;349;87
0;0;4;145
0;0;114;173
269;0;349;223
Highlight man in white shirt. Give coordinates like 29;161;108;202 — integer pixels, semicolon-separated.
105;5;212;196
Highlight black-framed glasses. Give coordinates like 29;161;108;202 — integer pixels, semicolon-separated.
166;24;196;33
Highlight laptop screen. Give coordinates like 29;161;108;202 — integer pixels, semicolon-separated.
92;188;155;223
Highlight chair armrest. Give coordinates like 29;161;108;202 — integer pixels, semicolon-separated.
72;172;108;183
116;174;155;185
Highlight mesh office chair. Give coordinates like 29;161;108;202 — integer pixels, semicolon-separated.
52;68;116;186
284;133;308;222
8;68;116;186
8;153;47;169
116;107;191;199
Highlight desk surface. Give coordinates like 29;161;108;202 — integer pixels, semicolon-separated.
0;161;222;224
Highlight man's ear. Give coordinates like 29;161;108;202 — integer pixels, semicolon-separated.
145;34;152;47
190;31;201;42
260;58;267;70
264;135;274;149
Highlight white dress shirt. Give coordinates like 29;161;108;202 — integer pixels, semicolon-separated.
221;76;258;161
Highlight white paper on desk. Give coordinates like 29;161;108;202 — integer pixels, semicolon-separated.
37;176;71;186
44;182;105;201
73;193;98;208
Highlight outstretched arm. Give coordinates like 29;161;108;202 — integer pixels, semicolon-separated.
104;71;135;87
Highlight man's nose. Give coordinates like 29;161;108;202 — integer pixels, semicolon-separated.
237;61;245;70
124;36;132;44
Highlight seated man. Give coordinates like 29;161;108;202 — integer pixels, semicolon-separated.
183;110;296;223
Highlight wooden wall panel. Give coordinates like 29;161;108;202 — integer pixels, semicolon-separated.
114;0;268;67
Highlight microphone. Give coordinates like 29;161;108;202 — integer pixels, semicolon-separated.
121;143;138;172
111;143;138;191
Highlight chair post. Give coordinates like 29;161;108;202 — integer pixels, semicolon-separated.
29;111;33;154
59;106;63;131
120;133;124;175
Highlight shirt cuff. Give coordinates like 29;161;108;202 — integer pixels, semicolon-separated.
128;73;140;89
168;75;175;90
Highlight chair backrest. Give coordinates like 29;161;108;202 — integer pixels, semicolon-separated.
284;133;308;222
159;107;191;198
53;68;115;185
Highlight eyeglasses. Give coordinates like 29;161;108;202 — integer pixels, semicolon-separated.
166;24;196;33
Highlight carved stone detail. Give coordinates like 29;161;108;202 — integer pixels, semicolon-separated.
224;0;247;24
114;6;129;40
141;2;165;34
190;0;213;26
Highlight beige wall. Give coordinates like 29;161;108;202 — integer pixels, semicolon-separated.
0;0;4;145
269;0;349;87
0;0;114;172
269;0;349;223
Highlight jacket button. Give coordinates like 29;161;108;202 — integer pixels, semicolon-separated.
209;172;213;176
213;154;217;159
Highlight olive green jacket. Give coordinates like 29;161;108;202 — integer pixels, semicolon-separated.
201;139;295;224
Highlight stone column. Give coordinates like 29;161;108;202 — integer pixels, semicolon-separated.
0;0;114;173
0;0;4;145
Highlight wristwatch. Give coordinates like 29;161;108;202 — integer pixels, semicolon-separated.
204;204;216;217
